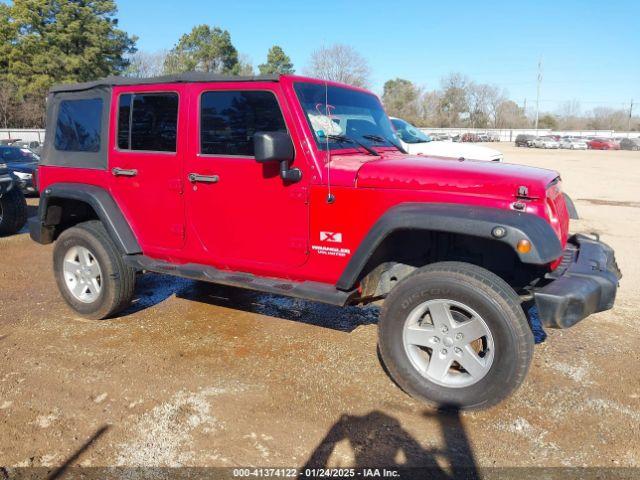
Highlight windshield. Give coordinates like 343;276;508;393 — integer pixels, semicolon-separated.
294;82;398;151
0;147;38;162
390;118;431;144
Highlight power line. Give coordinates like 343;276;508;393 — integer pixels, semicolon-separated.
535;57;542;131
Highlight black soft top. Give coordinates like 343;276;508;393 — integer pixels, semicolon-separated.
50;72;281;93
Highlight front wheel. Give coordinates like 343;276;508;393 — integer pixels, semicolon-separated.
53;220;136;319
378;262;534;410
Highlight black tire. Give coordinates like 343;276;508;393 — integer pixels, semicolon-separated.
378;262;534;410
53;220;136;319
0;188;28;235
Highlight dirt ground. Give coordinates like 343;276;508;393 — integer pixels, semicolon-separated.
1;144;639;476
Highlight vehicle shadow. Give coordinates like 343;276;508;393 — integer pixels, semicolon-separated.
301;408;479;479
120;274;379;332
119;272;196;316
175;280;379;332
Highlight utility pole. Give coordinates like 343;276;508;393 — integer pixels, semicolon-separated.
535;57;542;131
629;99;634;134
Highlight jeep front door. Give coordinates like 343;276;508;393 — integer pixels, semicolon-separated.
184;84;309;271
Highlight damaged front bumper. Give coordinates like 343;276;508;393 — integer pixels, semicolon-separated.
534;234;622;328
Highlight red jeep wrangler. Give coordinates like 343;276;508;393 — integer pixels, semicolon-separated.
30;74;621;409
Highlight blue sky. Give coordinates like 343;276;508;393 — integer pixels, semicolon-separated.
116;0;639;114
16;0;640;113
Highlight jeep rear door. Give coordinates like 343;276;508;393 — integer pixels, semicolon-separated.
109;85;186;255
183;82;310;272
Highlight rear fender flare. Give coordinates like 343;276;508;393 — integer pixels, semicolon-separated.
34;183;141;254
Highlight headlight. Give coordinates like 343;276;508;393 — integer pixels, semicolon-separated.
14;171;32;180
0;163;6;169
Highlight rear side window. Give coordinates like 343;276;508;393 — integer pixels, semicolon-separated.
200;91;286;156
117;93;178;152
54;98;103;152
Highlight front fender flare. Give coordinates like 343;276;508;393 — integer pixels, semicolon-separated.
31;183;141;254
336;203;563;291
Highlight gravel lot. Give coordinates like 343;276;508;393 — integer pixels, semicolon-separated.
1;144;639;475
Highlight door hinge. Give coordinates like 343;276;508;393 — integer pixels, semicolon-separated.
170;224;185;238
289;187;309;204
289;237;308;253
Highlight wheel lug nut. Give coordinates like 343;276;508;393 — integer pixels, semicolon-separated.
432;336;440;343
441;349;448;355
441;326;448;333
454;347;462;354
455;333;463;340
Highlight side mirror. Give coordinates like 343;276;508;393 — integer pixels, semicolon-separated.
254;131;301;182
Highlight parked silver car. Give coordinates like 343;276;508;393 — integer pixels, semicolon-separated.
532;136;560;149
559;138;588;150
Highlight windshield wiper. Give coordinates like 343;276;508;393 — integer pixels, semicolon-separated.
362;134;408;154
327;134;379;156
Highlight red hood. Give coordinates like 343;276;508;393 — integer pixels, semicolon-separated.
352;153;559;198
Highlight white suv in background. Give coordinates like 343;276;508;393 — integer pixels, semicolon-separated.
390;117;504;162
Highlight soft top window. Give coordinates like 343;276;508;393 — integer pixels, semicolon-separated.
117;93;179;152
54;98;103;152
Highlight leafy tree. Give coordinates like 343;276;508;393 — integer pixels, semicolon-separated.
538;114;558;129
494;100;528;128
258;45;294;75
437;73;470;127
2;0;136;96
164;25;238;74
382;78;422;125
305;44;370;88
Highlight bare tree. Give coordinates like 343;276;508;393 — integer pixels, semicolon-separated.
236;53;255;76
124;50;169;78
304;44;371;88
467;82;501;128
556;100;583;129
587;107;628;130
421;90;441;126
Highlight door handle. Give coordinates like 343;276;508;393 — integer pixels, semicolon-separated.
188;173;219;184
112;167;138;177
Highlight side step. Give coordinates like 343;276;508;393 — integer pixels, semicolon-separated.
123;254;355;307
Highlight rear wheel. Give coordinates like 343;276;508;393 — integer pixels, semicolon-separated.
378;262;534;410
0;188;27;235
53;221;136;319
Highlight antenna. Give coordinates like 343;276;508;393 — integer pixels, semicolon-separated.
325;80;335;204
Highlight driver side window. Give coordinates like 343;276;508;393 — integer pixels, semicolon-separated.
200;90;286;157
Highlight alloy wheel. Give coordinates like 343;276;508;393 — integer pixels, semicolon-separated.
62;246;103;303
402;299;494;388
